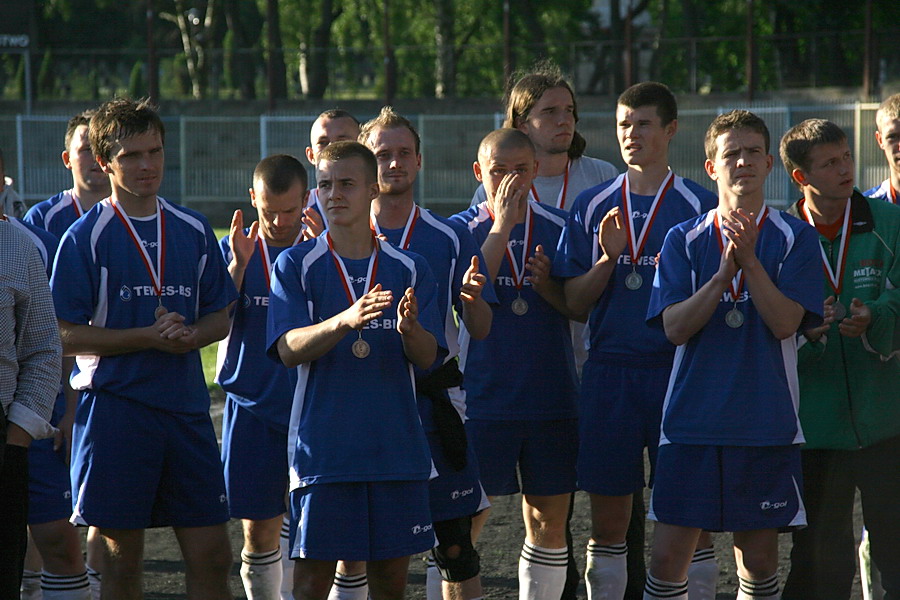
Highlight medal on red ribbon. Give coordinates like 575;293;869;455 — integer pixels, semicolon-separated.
257;230;305;289
326;232;380;358
487;202;534;315
530;159;569;210
621;170;674;290
800;198;852;321
370;204;419;250
714;207;769;328
112;199;167;319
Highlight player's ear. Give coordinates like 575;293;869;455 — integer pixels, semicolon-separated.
875;130;883;147
62;150;72;170
249;187;257;205
704;158;716;180
305;146;315;165
473;161;484;182
791;168;807;187
665;119;678;139
96;154;112;174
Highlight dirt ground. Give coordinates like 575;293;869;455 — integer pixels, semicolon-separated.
138;397;866;600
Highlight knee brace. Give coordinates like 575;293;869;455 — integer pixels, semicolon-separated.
431;515;481;582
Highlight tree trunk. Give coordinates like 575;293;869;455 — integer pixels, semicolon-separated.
434;0;455;98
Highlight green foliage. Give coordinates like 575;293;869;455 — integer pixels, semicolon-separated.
129;60;146;98
37;49;55;98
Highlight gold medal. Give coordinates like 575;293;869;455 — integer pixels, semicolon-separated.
352;336;371;359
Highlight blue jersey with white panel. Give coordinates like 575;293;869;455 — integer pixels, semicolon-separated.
647;208;823;447
9;217;59;278
266;236;445;490
50;197;238;414
451;200;578;421
864;180;897;204
377;207;498;431
216;233;294;431
554;173;717;365
24;189;90;239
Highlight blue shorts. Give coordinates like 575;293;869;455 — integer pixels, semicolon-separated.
426;431;490;523
221;394;288;520
70;391;230;529
577;361;670;496
648;443;806;532
288;480;434;561
467;418;577;497
28;394;72;524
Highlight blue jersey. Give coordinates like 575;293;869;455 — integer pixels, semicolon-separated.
24;189;91;239
266;236;446;490
50;197;238;414
216;233;294;431
864;180;897;204
451;200;578;421
9;217;59;278
554;173;717;365
376;206;498;430
647;208;823;447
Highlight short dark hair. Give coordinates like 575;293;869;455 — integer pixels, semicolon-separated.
359;106;421;155
617;82;678;126
253;154;308;194
503;61;585;159
779;119;848;185
477;128;536;163
90;97;165;162
704;110;770;160
317;141;378;184
317;108;360;127
65;109;96;150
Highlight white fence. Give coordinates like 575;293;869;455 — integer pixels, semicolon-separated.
0;102;890;223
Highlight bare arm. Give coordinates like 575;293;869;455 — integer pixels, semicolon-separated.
227;209;259;290
397;287;438;370
276;284;394;368
459;255;492;340
528;245;587;322
563;208;627;316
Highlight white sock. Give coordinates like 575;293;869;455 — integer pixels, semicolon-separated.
687;548;717;600
426;556;443;600
85;565;101;600
21;569;42;600
643;573;688;600
328;571;369;600
736;573;779;599
518;542;568;600
280;516;294;600
585;541;627;600
240;548;283;600
40;571;91;600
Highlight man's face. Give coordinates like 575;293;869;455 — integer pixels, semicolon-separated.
365;126;421;197
795;140;855;203
875;115;900;176
616;104;676;168
65;125;110;195
98;129;164;202
705;128;772;198
316;156;379;229
517;86;575;155
306;117;360;165
250;179;307;246
474;145;537;206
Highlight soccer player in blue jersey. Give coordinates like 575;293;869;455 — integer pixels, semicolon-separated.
553;82;718;600
218;154;309;600
358;106;495;600
453;128;584;600
301;109;361;237
25;111;111;238
267;141;445;600
865;94;900;204
642;110;823;600
50;98;237;599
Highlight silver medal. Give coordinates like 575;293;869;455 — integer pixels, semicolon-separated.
351;337;371;359
625;271;643;291
154;303;167;319
725;308;744;329
511;295;529;316
832;300;847;321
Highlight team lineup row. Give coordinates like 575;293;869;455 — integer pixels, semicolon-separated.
3;63;899;600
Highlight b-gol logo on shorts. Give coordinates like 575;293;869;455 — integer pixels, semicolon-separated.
411;523;433;535
759;500;788;510
120;285;133;302
451;487;474;500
